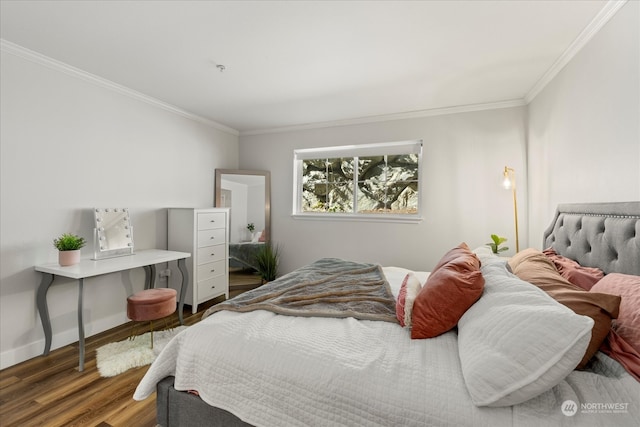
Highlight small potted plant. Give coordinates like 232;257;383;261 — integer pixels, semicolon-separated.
246;223;255;241
486;234;508;254
255;242;280;284
53;233;86;266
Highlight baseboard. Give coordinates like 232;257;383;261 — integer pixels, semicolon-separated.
0;312;128;370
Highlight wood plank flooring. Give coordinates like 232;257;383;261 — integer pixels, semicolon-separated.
0;273;260;427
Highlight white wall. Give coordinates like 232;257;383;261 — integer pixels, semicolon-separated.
0;50;239;368
240;106;527;275
527;0;640;243
222;179;249;243
247;184;266;233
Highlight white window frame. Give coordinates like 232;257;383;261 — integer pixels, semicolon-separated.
292;140;423;223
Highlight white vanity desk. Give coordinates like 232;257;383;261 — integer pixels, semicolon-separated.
35;249;191;371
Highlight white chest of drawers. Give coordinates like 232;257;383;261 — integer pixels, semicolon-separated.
168;208;229;313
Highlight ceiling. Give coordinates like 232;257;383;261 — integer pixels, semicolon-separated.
0;0;612;134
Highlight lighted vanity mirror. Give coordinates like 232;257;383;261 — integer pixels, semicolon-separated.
93;208;134;259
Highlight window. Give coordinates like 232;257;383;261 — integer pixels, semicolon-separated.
293;140;422;221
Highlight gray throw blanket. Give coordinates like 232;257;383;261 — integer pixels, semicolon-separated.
203;258;398;323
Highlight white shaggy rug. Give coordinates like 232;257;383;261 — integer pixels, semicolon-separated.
96;326;187;377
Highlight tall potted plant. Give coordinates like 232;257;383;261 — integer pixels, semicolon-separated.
53;233;86;266
255;243;280;284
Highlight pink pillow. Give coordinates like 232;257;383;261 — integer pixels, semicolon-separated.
411;243;484;339
509;248;620;368
600;329;640;381
591;273;640;355
258;229;266;242
542;248;604;290
395;273;422;327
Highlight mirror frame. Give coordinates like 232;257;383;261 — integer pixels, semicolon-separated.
214;169;271;243
93;207;135;260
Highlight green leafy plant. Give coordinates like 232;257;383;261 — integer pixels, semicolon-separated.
486;234;508;254
255;243;280;282
53;233;86;251
247;223;255;233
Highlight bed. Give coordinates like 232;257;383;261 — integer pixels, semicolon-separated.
134;202;640;427
229;242;265;271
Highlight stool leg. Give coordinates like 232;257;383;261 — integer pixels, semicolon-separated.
150;320;154;349
129;322;138;341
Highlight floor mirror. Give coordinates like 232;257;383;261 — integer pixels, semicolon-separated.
214;169;271;293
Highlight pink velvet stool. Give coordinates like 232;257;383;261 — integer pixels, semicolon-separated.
127;288;177;348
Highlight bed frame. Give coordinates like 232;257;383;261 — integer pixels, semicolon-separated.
156;201;640;427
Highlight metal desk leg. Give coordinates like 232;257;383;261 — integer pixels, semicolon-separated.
36;273;55;355
78;278;85;372
149;264;156;289
176;258;189;325
142;265;156;289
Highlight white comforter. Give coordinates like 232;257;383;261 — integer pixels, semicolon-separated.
134;267;639;427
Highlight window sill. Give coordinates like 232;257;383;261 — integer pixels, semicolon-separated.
291;213;423;224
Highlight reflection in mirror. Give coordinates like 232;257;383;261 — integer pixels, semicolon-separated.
215;169;271;294
93;208;134;260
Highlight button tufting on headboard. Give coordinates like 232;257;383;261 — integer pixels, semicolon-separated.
542;202;640;276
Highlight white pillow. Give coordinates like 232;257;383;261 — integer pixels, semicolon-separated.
472;246;506;266
457;262;593;407
395;272;422;327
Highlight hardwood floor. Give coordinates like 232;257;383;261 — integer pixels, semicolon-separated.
0;275;258;427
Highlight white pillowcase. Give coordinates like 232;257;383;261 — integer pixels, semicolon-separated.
472;246;507;266
457;262;593;407
396;272;422;327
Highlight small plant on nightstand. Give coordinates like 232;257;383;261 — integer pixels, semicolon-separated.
247;223;255;233
53;233;86;266
486;234;508;254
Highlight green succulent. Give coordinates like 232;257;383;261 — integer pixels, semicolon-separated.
486;234;508;254
53;233;86;251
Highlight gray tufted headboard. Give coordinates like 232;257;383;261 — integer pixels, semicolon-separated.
542;202;640;276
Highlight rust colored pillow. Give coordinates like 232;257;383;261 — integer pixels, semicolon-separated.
591;273;640;355
508;249;620;368
411;243;484;339
542;248;604;290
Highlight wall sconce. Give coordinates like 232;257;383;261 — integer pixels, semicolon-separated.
502;166;520;252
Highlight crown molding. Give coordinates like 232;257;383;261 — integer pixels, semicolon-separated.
525;0;628;103
3;0;624;138
240;99;527;136
0;39;239;136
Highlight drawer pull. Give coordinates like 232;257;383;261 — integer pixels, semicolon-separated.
211;285;216;289
210;253;215;256
210;237;215;240
210;220;215;223
211;269;215;273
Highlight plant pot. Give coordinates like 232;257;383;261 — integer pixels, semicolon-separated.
59;250;81;266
